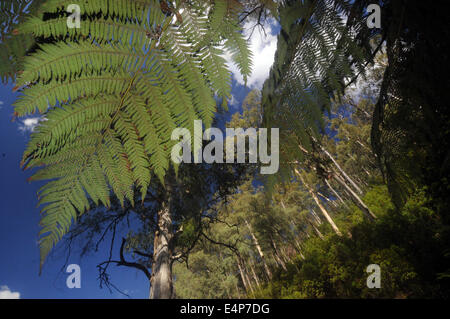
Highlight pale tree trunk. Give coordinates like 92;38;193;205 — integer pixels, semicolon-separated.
295;168;342;236
311;209;322;225
280;200;287;211
325;178;348;207
271;252;286;270
292;233;304;255
289;220;305;254
149;201;174;299
270;237;287;271
281;246;295;263
317;191;338;207
320;146;363;194
237;257;253;293
299;251;305;260
244;219;272;280
311;222;325;240
332;173;377;221
310;190;342;236
237;259;249;292
243;262;256;292
299;137;365;203
234;280;241;299
249;261;261;287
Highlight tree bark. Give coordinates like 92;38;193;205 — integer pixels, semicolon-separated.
320;146;363;194
325;178;348;207
237;256;253;293
234;280;241;299
332;173;377;220
249;261;261;287
244;219;272;280
311;222;325;240
149;201;174;299
311;209;323;225
295;168;343;236
270;237;287;271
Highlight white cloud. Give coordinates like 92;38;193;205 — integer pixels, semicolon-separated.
18;117;42;133
225;19;278;89
228;94;238;108
0;286;21;299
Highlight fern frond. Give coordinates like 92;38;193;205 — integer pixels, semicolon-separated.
16;41;147;87
224;29;253;85
14;0;252;270
262;0;377;177
15;71;132;116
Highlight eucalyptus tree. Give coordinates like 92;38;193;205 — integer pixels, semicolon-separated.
61;159;248;298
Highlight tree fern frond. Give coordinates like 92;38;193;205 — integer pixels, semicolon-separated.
38;0;155;22
14;0;252;270
262;0;377;178
224;28;253;85
200;45;232;103
16;41;148;87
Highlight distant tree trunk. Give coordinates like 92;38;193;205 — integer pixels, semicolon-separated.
292;234;304;255
295;168;342;236
280;200;287;211
324;178;348;207
234;279;241;299
332;173;377;220
311;222;325;240
270;237;287;271
299;251;305;260
310;209;323;225
249;261;261;287
310;190;342;236
281;245;295;263
237;256;253;293
149;201;174;299
244;219;272;280
319;146;364;194
243;262;256;292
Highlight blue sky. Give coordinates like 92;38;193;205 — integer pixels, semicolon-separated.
0;82;152;299
0;20;279;299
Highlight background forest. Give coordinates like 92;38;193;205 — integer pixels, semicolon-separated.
0;0;449;299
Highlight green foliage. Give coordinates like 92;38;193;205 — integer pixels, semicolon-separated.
253;186;448;299
0;0;44;83
227;89;262;128
172;79;450;299
13;0;253;270
174;246;239;299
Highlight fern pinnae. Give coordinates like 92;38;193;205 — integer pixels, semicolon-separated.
15;0;252;270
